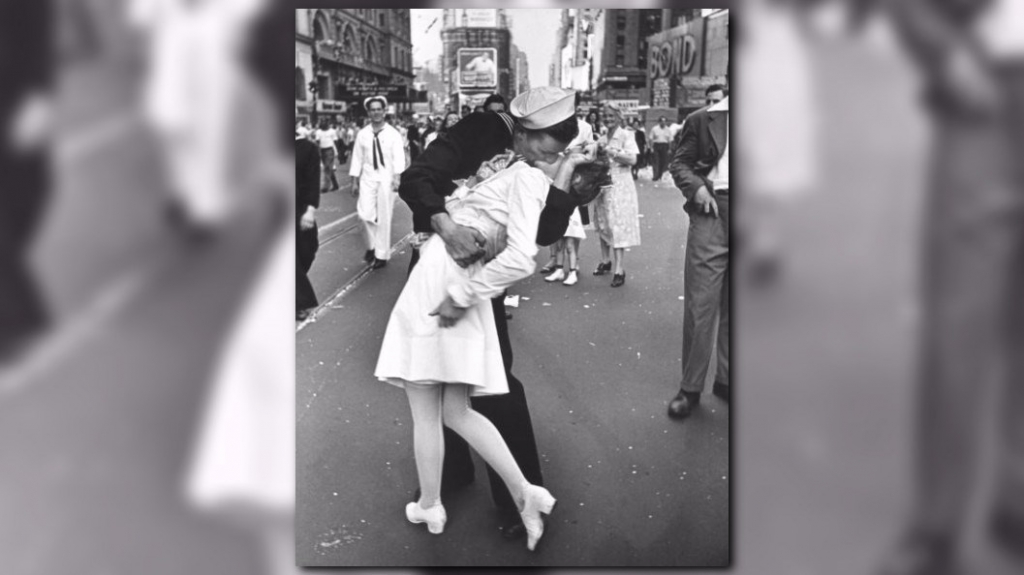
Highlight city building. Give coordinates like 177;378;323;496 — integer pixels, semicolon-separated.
440;9;511;111
414;57;447;115
510;43;530;98
554;9;597;94
645;9;729;119
590;9;666;118
295;9;418;123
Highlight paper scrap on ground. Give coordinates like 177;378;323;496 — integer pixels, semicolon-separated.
504;295;520;308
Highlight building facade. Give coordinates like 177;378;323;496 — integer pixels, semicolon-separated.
590;9;665;117
510;43;530;98
440;9;511;111
645;9;729;119
295;9;416;122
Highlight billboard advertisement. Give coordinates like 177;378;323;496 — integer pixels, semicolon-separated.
457;47;498;89
453;8;498;28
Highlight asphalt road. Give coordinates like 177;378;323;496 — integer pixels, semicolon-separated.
296;175;730;567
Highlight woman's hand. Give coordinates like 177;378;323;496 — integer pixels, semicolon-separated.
430;295;468;328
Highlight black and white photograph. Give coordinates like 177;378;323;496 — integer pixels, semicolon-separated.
295;6;731;567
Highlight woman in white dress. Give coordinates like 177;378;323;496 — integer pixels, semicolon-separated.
592;103;642;287
374;154;606;551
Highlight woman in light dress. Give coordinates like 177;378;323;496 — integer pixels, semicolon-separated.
374;149;605;551
592;103;642;287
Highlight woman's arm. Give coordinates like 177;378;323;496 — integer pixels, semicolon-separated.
445;168;547;309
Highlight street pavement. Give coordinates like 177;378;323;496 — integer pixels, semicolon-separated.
305;156;415;311
296;175;730;567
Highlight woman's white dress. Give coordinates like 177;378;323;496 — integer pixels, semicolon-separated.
374;162;550;397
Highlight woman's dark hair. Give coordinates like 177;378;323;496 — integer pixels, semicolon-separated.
517;115;579;145
569;154;612;206
483;93;506;109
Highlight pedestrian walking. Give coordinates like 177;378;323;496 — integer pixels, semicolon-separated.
296;127;320;321
350;96;406;269
407;120;422;163
542;95;599;286
667;95;730;419
314;120;340;192
397;86;592;540
650;116;673;182
631;117;648;180
333;121;349;165
585;110;604;138
592;103;641;288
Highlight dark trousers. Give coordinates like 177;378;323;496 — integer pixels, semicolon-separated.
910;64;1024;540
653;143;670;181
680;193;729;394
408;248;544;514
296;222;318;312
319;147;339;190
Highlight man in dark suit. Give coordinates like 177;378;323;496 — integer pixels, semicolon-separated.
666;96;730;419
296;128;321;321
878;0;1024;573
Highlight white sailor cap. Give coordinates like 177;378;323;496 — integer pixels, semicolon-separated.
509;87;576;130
364;96;388;110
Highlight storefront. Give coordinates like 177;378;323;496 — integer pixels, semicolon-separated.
645;14;727;117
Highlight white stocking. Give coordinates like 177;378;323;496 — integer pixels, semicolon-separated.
403;381;444;508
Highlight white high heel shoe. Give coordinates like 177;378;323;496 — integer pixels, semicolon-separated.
406;501;446;534
519;484;557;551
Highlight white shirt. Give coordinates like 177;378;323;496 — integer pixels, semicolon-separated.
314;128;337;149
445;163;550;308
975;0;1024;59
349;123;406;179
600;126;640;170
567;118;594;151
707;97;729;191
650;124;673;144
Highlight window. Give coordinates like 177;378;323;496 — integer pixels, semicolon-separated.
379;12;386;27
343;27;355;53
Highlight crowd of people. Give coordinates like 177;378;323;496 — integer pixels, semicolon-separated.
294;82;732;553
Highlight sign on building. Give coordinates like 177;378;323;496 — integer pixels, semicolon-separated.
335;84;410;102
604;99;640;116
458;48;497;89
454;9;498;28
